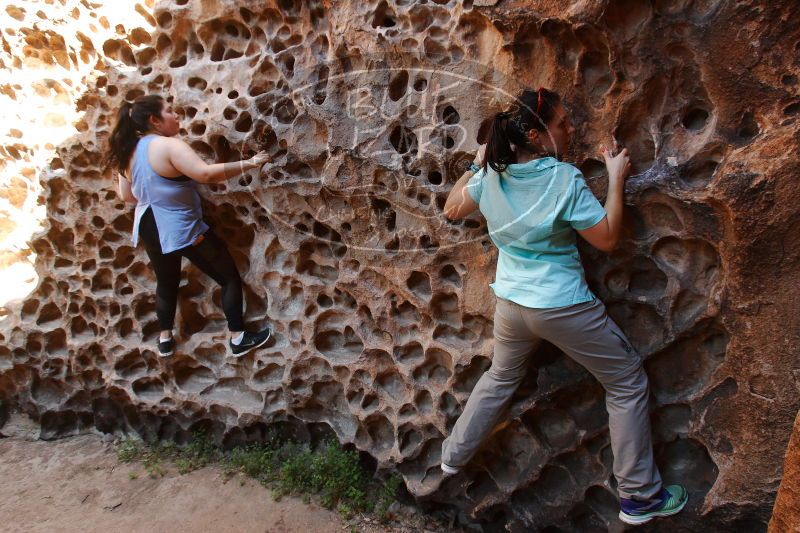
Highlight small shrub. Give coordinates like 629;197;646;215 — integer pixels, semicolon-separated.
375;474;403;521
226;443;280;483
176;431;219;473
277;441;370;515
117;438;143;463
114;432;403;520
276;443;315;496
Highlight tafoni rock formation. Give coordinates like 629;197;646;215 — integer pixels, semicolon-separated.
1;0;798;530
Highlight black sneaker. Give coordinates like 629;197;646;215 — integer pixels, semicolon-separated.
157;338;175;357
229;327;271;357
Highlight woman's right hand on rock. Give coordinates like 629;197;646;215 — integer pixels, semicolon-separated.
600;143;631;182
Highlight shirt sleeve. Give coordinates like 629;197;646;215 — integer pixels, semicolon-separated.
565;170;607;230
465;167;486;204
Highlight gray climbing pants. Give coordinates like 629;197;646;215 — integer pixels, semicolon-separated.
441;297;663;499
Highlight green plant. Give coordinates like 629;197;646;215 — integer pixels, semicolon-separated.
114;432;403;522
175;457;191;474
154;443;174;476
142;450;167;478
225;443;281;483
276;443;314;495
276;440;371;515
117;438;143;463
375;474;403;521
145;461;166;478
176;431;219;473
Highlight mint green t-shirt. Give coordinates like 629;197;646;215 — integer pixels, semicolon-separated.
466;157;607;309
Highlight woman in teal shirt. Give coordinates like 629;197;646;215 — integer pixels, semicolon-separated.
442;88;686;525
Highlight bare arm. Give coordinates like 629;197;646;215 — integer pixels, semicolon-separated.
117;174;137;204
443;145;485;220
444;169;479;220
165;138;270;184
577;146;630;252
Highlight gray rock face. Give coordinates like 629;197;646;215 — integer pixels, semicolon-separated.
1;0;798;530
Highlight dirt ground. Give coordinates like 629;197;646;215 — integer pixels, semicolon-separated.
0;415;454;533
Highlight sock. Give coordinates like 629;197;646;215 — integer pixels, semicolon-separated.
231;331;245;345
159;332;173;342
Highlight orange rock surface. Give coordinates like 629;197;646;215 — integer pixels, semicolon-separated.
770;410;800;532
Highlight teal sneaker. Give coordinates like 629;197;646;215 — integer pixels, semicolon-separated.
619;485;688;525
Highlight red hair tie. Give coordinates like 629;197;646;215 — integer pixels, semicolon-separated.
536;87;544;115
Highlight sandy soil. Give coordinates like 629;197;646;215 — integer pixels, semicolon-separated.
0;434;366;533
0;414;454;533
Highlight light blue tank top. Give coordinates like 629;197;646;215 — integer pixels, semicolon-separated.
131;135;209;253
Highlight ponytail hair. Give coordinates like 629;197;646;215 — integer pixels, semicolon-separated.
483;87;561;173
106;94;165;175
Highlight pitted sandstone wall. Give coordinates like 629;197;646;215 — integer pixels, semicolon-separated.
1;0;799;530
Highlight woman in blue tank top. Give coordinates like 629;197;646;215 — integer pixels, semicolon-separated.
106;95;271;358
441;88;687;525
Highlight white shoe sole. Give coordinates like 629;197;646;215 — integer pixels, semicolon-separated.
441;463;460;475
230;330;271;357
618;496;688;525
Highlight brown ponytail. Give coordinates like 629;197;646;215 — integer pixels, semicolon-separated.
106;95;165;175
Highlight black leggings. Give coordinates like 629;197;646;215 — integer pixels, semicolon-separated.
139;207;244;332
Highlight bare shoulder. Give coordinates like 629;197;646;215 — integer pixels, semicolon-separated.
151;136;189;151
146;136;190;177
